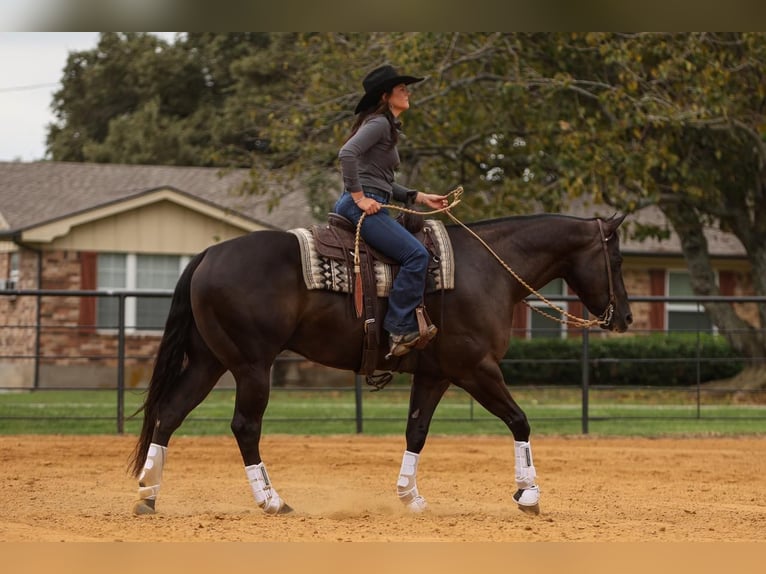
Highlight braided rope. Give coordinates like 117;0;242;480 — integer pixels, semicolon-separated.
352;186;604;329
352;186;464;268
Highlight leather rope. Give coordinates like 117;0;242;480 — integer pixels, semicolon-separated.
353;186;614;329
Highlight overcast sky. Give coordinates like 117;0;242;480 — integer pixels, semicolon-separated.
0;32;101;161
0;32;174;162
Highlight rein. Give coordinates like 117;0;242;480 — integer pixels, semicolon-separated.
353;186;615;329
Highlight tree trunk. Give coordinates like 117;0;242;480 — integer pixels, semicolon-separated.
660;199;766;362
707;365;766;402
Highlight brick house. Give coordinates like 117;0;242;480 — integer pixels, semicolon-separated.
0;161;315;388
0;161;753;388
510;202;753;339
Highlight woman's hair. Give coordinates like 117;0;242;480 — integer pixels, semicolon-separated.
347;93;400;145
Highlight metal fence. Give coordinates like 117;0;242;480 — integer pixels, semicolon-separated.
1;289;765;435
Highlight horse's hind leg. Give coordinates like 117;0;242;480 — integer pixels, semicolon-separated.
454;358;540;514
229;363;292;515
397;375;450;512
133;331;225;515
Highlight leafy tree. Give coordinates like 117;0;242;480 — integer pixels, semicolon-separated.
47;32;274;166
47;33;766;378
517;33;766;373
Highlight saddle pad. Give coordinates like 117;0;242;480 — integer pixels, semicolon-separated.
288;219;455;297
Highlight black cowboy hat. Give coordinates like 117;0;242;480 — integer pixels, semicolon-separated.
354;64;424;114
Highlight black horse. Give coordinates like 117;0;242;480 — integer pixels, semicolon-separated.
130;212;632;516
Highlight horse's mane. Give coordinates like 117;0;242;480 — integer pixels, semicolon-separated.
451;213;610;229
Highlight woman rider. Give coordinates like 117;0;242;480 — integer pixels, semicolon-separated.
334;64;448;358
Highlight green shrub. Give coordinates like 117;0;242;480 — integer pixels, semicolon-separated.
501;333;744;386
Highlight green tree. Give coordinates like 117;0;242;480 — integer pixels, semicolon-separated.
47;32;274;166
515;33;766;374
46;32;766;378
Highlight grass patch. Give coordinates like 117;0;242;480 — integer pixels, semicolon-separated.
0;386;764;437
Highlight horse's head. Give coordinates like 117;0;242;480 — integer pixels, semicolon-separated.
566;214;633;333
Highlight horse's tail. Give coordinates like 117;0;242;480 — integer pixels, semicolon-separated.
129;249;207;477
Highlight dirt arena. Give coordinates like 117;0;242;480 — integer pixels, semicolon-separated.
1;434;764;542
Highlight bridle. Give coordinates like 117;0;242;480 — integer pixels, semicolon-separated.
445;214;619;329
596;218;616;328
514;218;618;329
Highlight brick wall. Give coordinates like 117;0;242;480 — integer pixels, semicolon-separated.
40;250;164;388
0;248;39;386
623;268;652;331
0;249;163;388
0;248;759;389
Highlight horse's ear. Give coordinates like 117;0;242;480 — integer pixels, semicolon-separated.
605;213;627;234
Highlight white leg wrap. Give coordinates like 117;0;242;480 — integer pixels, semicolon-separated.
397;450;427;513
513;440;540;507
137;443;166;501
514;440;537;488
245;462;285;515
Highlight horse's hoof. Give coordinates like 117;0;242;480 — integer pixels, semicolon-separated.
404;495;428;514
261;496;293;515
517;503;540;515
513;486;540;515
133;499;156;515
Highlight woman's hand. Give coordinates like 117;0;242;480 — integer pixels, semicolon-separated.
355;195;382;215
416;192;450;210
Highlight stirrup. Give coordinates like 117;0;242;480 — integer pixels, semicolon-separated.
366;371;393;392
386;324;438;358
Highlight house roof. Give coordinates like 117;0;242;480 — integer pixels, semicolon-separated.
0;160;746;258
0;161;318;235
577;202;746;258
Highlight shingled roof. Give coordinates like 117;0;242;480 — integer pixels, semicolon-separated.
0;160;318;233
0;160;746;258
571;202;746;258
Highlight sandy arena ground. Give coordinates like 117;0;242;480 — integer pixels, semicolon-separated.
0;434;764;542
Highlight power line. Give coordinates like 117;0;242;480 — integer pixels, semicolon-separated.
0;82;58;93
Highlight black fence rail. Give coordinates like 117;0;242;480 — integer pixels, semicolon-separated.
1;289;765;435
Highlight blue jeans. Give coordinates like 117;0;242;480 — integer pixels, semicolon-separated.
333;190;429;335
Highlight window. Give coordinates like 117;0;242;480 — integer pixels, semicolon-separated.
2;251;19;289
666;270;714;333
96;254;126;329
96;253;190;331
528;278;567;339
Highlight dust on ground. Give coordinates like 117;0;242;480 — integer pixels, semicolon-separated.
1;434;764;542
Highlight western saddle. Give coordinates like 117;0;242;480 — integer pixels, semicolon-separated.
309;210;441;384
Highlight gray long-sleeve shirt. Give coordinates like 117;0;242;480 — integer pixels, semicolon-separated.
338;115;414;203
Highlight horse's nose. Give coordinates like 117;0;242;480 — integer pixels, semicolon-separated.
625;312;633;325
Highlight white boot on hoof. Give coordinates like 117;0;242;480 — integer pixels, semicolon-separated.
260;494;288;515
134;443;166;516
403;494;428;514
245;462;291;515
513;486;540;515
513;440;539;514
397;450;428;513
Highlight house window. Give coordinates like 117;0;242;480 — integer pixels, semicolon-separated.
2;252;19;289
96;253;190;331
528;278;567;339
666;270;714;333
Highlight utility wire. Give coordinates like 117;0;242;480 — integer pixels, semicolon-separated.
0;82;58;93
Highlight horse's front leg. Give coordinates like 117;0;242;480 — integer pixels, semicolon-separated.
397;375;450;513
454;358;540;514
